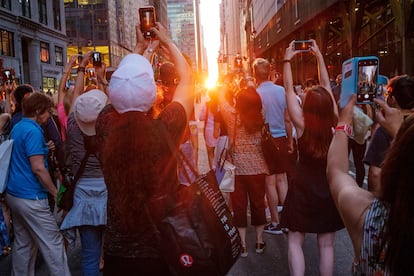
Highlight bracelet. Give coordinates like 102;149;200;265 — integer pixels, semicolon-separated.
283;60;291;63
77;67;85;73
334;124;352;137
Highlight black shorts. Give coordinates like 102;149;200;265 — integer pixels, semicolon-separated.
262;136;290;175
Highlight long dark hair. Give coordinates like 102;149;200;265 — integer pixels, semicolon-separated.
301;85;337;159
235;87;264;133
100;111;164;233
380;115;414;275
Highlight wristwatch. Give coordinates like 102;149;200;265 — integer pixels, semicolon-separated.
334;124;352;137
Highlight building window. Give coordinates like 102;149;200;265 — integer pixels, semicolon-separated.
38;0;47;25
53;1;61;30
40;42;50;63
20;0;31;18
55;46;63;66
1;0;11;10
0;29;14;57
42;77;56;94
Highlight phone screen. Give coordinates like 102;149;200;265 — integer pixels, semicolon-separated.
294;40;313;51
139;7;156;39
357;59;378;104
92;52;102;66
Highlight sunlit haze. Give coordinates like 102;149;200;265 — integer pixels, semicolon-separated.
200;0;221;88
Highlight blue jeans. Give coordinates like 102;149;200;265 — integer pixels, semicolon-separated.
79;225;104;276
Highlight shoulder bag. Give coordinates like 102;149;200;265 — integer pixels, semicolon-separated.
56;134;97;211
214;114;237;192
261;123;282;165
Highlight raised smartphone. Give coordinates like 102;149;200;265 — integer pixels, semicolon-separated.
339;56;379;108
294;40;313;52
92;51;102;67
139;6;156;39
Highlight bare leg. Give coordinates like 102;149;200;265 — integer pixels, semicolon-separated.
255;224;265;244
265;174;279;223
317;232;335;276
275;172;288;205
238;227;247;247
288;231;306;276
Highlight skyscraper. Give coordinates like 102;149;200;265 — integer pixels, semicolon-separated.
166;0;198;69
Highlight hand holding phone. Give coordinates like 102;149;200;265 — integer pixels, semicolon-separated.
139;6;156;39
2;69;14;84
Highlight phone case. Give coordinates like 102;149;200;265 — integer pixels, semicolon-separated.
339;56;379;108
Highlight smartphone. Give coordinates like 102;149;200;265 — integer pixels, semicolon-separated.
2;69;13;84
340;56;379;108
86;67;96;80
294;40;313;52
139;6;156;39
92;51;102;67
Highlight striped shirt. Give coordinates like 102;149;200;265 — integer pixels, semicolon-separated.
353;199;389;275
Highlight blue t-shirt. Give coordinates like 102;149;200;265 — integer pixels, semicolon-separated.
257;81;287;138
7;118;49;200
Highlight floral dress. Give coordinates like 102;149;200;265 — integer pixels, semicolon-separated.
353;199;389;275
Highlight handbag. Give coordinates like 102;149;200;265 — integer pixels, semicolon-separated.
56;134;98;211
261;123;281;165
0;139;13;193
154;121;242;275
214;136;236;192
57;150;89;211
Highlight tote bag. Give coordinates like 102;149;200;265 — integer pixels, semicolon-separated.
0;139;13;193
155;121;241;275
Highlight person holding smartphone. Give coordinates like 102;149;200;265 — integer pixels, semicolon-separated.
282;39;344;275
95;18;194;275
328;93;414;275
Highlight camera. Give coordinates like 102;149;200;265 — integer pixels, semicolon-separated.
2;69;14;84
294;40;313;52
139;6;156;39
92;51;102;67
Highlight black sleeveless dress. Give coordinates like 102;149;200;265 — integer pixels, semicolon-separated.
281;137;344;233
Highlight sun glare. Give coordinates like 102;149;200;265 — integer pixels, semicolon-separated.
205;76;217;89
200;0;220;90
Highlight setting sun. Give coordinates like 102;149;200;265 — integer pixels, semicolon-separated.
205;76;217;89
200;0;220;89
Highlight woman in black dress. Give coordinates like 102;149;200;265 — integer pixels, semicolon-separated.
281;40;344;276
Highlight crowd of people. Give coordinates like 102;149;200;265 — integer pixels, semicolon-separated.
1;18;414;276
